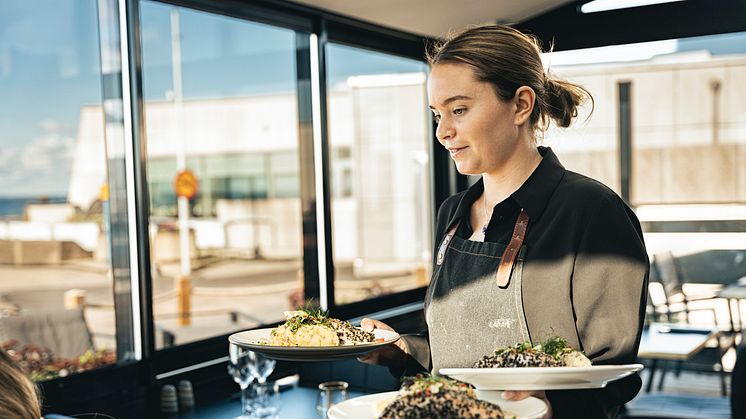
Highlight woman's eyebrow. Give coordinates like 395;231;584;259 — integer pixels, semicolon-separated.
429;95;473;109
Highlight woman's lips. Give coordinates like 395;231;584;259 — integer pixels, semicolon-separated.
448;146;468;158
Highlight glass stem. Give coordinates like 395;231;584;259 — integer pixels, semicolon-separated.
240;384;251;415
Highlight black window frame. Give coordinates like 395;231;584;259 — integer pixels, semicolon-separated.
38;0;746;415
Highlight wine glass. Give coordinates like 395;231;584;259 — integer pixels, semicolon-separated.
247;350;277;418
228;343;255;418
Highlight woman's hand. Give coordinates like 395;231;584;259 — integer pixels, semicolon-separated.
356;318;408;369
503;390;552;419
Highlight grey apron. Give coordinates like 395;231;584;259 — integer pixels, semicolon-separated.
426;211;530;373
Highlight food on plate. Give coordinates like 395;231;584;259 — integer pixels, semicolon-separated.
268;308;376;347
474;336;592;368
379;374;504;419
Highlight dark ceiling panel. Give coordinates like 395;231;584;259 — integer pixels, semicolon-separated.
517;0;746;51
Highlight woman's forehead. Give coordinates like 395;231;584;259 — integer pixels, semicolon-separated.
427;64;485;105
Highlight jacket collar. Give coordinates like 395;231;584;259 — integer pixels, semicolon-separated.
448;146;566;226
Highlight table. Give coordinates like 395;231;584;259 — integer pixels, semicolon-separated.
637;323;721;392
193;386;365;418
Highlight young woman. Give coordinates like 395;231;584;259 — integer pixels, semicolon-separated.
360;24;649;419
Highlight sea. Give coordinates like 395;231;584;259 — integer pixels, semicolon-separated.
0;196;67;218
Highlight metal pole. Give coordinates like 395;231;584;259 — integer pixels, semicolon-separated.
171;7;191;277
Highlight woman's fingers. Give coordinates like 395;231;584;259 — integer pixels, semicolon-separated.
356;353;374;364
360;318;394;332
360;318;376;332
503;390;553;418
502;390;530;401
502;390;544;401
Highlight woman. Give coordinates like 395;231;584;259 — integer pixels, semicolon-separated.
360;24;649;419
0;348;42;419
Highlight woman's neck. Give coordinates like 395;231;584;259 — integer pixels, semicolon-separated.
482;142;542;206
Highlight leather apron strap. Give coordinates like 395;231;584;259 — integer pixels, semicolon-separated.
436;209;530;288
496;210;529;287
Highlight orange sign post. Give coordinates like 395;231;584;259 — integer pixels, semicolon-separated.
173;170;198;325
174;169;198;200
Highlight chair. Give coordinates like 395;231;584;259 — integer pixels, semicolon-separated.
0;308;94;358
650;252;720;324
647;252;730;396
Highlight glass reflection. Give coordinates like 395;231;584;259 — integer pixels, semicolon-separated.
326;44;433;305
140;2;302;348
0;0;117;378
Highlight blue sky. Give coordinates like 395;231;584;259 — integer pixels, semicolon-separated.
0;0;423;199
1;0;744;200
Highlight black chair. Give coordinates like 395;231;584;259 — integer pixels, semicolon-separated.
651;252;721;324
647;253;731;396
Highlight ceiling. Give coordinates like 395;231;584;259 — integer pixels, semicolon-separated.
284;0;578;38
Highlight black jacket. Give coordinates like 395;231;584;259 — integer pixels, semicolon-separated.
399;146;649;419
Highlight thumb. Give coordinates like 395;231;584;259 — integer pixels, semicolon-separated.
360;318;376;332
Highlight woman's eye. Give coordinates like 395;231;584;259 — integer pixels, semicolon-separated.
453;108;465;116
433;114;441;123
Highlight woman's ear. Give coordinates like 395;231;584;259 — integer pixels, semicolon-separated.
514;86;535;126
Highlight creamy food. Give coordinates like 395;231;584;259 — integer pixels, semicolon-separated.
474;336;591;368
379;374;504;419
268;309;376;347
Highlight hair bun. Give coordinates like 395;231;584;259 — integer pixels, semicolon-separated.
543;76;588;128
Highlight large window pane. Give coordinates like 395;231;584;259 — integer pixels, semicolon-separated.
140;2;302;348
0;0;117;379
326;44;433;305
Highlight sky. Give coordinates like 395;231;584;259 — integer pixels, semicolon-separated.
1;0;744;200
0;0;423;200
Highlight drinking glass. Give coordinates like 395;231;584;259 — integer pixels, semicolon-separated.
247;350;277;418
228;343;255;418
245;379;281;419
315;381;349;418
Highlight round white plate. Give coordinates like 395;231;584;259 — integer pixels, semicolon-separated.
228;328;400;362
439;364;644;390
327;390;548;419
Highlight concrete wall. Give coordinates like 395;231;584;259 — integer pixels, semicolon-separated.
546;54;746;205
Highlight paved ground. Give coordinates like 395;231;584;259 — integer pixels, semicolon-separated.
0;256;423;350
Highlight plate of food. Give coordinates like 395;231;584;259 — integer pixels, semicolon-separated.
228;308;399;361
327;375;548;419
440;337;643;390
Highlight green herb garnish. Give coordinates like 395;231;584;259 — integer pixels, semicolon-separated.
284;305;332;333
401;374;470;391
541;336;573;359
495;336;574;359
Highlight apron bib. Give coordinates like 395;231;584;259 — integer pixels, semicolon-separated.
426;211;530;372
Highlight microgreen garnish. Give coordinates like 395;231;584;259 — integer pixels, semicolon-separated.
495;336;577;359
284;305;332;333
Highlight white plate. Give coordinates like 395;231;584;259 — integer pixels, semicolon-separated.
327;390;548;419
228;328;400;362
439;364;644;390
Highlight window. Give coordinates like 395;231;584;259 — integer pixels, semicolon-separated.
326;44;433;305
140;2;303;348
0;0;120;379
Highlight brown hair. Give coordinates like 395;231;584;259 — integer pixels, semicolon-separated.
0;349;41;419
426;24;593;133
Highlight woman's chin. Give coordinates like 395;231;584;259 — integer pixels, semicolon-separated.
454;163;480;176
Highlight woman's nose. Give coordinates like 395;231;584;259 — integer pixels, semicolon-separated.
436;120;454;142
